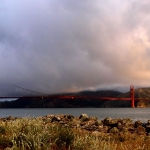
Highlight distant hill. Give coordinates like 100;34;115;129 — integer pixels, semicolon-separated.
0;87;150;108
0;90;122;108
78;90;122;97
107;87;150;107
133;87;150;107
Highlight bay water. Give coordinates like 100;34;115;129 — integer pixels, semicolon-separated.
0;108;150;122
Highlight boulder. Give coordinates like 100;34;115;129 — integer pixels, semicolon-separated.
147;120;150;125
64;115;74;120
103;117;119;127
135;120;142;128
121;118;132;126
79;114;89;121
137;125;146;135
109;127;119;134
145;125;150;133
52;116;61;122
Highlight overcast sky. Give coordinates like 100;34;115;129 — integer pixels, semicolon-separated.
0;0;150;95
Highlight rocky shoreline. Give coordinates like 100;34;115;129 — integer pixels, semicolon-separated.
41;114;150;136
1;114;150;136
1;114;150;149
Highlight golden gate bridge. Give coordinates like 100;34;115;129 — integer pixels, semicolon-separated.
0;85;145;108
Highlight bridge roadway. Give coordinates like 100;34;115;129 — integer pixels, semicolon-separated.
0;95;147;101
0;95;148;108
0;85;147;108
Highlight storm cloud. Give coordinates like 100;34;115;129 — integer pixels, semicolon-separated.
0;0;150;95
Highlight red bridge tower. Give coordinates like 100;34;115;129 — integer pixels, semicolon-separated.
130;85;135;108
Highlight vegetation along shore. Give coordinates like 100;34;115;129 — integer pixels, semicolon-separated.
0;114;150;149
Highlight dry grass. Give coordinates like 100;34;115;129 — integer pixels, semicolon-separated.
0;117;149;150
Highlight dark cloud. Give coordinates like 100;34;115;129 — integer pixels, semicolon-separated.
0;0;150;95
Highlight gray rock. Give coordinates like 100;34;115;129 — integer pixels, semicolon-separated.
109;127;119;134
135;120;142;128
52;116;61;122
145;125;150;133
147;120;150;125
137;125;146;135
121;118;132;126
103;117;119;126
79;114;89;121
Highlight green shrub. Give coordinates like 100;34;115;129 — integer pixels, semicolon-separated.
0;125;6;134
0;135;13;149
55;126;75;149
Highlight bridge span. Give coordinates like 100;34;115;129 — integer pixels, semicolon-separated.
0;85;144;108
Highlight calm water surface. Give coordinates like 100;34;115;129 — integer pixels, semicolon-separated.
0;108;150;122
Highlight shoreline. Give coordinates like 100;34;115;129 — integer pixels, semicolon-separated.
1;113;150;135
0;114;150;149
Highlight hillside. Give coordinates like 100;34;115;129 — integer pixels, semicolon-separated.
134;87;150;107
0;87;150;108
119;87;150;107
0;90;122;108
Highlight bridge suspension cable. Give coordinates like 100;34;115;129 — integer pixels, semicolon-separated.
11;84;48;96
